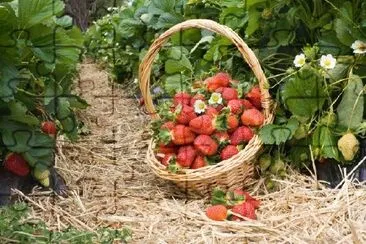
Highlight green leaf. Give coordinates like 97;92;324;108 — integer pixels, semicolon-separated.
312;125;339;160
7;100;39;126
282;67;326;119
245;10;261;36
165;47;192;74
336;74;364;130
164;74;190;94
18;0;64;28
259;118;299;145
0;58;19;102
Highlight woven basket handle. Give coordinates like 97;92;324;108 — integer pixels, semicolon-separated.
139;19;272;118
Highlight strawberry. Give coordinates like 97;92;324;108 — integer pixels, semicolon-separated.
190;94;206;107
41;121;57;136
206;205;228;221
205;106;218;117
215;104;225;112
227;114;239;133
212;131;230;145
227;100;243;114
231;202;256;221
4;153;30;176
189;113;227;135
161;153;176;166
338;132;359;161
232;189;260;209
139;97;144;107
230;126;254;145
241;108;264;127
246;86;262;109
191;155;208;169
213;72;231;87
177;145;197;167
157;144;177;154
175;105;197;125
159;125;196;145
173;92;191;106
240;99;254;109
220;145;239;160
194;135;218;156
217;87;238;101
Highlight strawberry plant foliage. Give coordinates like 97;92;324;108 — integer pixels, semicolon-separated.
0;0;86;182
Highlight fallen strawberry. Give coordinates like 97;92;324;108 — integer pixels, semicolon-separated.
177;145;197;167
206;205;228;221
231;202;256;221
194;135;218;156
41;121;57;136
230;126;254;145
159;125;196;145
246;86;262;109
241;108;264;127
4;153;30;177
231;189;260;209
173;92;191;106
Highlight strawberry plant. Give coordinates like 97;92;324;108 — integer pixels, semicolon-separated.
0;0;86;185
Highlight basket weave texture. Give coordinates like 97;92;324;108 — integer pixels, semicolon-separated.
139;19;274;196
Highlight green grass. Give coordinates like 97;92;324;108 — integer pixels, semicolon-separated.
0;202;132;243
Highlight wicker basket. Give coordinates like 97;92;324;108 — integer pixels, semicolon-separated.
139;19;274;196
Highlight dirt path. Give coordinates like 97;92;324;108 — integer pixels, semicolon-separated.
23;62;366;244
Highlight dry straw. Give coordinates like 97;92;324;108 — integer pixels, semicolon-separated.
13;62;365;243
139;19;275;196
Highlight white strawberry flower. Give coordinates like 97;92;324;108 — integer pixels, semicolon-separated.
351;40;366;54
320;54;336;70
194;100;206;114
208;92;223;105
293;53;306;68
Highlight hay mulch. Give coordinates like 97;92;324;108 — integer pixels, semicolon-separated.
17;61;366;243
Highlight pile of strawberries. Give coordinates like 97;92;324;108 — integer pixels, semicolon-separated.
152;72;264;172
206;188;260;221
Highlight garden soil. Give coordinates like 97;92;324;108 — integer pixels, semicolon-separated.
17;61;366;243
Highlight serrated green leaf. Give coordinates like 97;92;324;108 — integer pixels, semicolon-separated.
259;118;299;145
282;67;326;119
311;125;339;160
336;74;364;130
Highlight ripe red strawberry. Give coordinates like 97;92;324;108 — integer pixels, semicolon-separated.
231;202;256;221
41;121;57;136
4;153;30;177
194;135;218;156
220;145;239;160
240;99;254;109
215;104;225;112
161;153;176;166
189;115;216;135
246;86;262;109
173;92;191;106
177;145;197;167
232;189;261;209
157;144;177;154
191;155;208;169
212;131;230;145
205;106;218;118
206;205;228;221
241;108;264;127
175;105;197;125
227;100;243;114
213;72;231;87
230;126;254;145
159;125;196;145
190;94;205;107
227;114;239;133
218;87;238;101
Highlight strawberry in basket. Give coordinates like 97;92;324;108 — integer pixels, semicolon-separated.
151;72;265;173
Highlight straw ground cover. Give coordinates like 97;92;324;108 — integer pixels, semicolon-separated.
14;61;366;243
